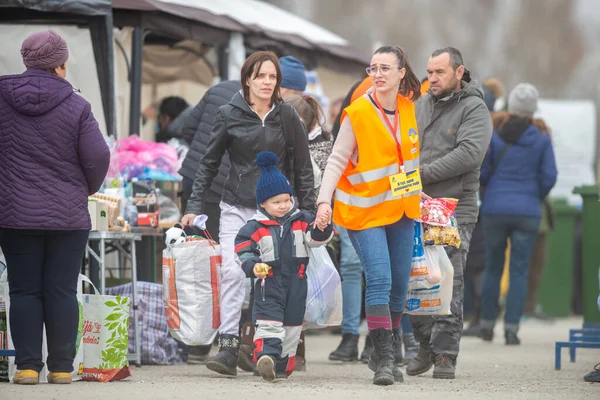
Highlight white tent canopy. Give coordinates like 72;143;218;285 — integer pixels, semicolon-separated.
160;0;347;46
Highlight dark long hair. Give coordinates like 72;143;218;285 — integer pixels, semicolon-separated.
373;46;421;101
240;51;282;107
283;94;331;140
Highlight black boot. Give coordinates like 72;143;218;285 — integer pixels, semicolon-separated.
368;328;396;386
393;332;403;365
237;322;255;372
463;321;481;337
329;333;359;361
206;334;240;376
367;331;403;382
406;347;433;376
480;327;494;342
505;330;521;345
402;333;419;366
359;335;374;363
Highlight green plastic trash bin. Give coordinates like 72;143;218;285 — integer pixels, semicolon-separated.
537;198;578;317
573;184;600;324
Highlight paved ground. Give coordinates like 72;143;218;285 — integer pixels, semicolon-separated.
2;317;598;400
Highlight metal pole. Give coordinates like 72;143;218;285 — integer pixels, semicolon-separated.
99;238;106;295
128;27;144;136
218;42;229;81
129;236;141;367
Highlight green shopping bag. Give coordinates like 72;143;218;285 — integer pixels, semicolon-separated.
81;276;131;382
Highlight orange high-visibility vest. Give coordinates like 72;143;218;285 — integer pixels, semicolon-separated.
333;94;421;230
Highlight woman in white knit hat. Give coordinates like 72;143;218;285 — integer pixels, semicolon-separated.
478;83;558;345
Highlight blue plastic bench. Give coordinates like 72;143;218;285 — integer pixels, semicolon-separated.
555;323;600;370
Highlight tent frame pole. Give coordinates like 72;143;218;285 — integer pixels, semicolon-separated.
128;27;144;136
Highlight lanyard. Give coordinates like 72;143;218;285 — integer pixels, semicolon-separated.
373;92;403;166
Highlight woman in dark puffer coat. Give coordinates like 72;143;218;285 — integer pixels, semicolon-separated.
0;30;110;384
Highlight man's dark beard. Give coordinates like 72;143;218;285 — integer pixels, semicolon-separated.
432;87;456;100
432;78;460;100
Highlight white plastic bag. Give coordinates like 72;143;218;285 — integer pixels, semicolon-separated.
242;278;252;310
405;246;454;315
303;247;342;330
162;238;221;346
408;223;442;290
2;272;85;382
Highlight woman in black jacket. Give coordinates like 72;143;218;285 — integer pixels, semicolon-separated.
181;51;314;376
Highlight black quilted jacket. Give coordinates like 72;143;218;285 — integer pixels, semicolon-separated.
178;80;241;203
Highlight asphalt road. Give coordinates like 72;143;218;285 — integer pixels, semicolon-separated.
2;317;598;400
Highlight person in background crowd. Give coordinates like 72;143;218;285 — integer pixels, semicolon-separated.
179;81;241;241
330;76;369;142
479;83;557;345
523;198;555;320
420;76;430;94
326;76;371;363
235;152;333;382
408;47;492;380
284;94;333;184
0;30;110;385
154;96;194;145
326;75;419;367
174;81;242;365
315;45;422;386
463;77;505;337
181;51;315;377
279;56;307;98
327;97;343;131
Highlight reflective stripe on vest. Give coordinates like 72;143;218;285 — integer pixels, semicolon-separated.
336;187;421;209
404;157;419;172
346;163;399;185
335;187;395;208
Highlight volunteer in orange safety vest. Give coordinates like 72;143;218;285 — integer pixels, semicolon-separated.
315;45;422;386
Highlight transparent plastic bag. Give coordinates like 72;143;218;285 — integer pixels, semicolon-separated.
303;247;342;330
422;216;461;248
417;196;458;227
405;246;454;315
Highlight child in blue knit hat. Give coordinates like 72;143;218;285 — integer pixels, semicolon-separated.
234;151;333;382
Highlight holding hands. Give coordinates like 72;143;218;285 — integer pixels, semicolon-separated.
314;202;332;231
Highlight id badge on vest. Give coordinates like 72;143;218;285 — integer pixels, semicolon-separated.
389;168;422;197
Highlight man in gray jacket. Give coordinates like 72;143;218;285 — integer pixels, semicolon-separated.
407;47;493;379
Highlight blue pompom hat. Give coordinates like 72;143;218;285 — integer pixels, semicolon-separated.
255;152;293;204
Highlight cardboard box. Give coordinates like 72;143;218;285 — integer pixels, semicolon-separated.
88;199;109;231
137;212;160;228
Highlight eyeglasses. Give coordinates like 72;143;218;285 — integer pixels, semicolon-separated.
366;64;398;76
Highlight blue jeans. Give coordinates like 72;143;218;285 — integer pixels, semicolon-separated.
401;313;413;334
480;215;540;331
348;216;414;313
336;225;363;335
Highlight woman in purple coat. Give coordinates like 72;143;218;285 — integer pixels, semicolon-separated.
0;30;110;384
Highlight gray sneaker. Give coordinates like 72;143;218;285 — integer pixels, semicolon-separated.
406;348;433;376
432;354;455;379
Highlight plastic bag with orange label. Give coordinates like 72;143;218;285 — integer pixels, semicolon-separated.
408;223;443;290
405;245;454;316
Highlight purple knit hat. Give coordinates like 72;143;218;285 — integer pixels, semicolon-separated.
21;30;69;70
